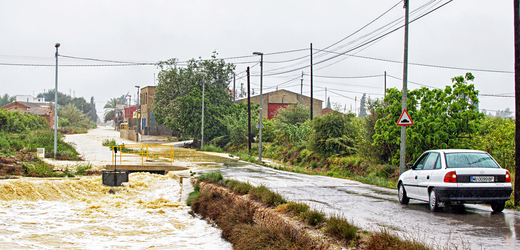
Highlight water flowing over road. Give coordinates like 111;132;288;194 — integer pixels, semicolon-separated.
2;126;519;249
0;127;231;250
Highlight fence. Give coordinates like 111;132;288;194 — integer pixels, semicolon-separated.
111;144;174;165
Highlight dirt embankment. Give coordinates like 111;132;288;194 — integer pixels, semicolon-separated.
0;152;31;176
195;180;347;250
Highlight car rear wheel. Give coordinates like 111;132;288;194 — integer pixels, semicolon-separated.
398;183;409;205
491;201;505;213
429;188;440;212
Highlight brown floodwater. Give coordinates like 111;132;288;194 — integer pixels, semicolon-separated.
0;172;231;249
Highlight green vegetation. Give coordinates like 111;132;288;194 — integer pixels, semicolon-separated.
37;90;98;125
0;109;81;178
58;103;96;134
200;144;224;153
197;171;223;183
153;52;236;146
190;174;361;248
0;109;48;133
365;229;432;250
326;215;358;242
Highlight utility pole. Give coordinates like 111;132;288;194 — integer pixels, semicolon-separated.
514;0;520;205
247;67;252;154
325;88;327;109
384;71;387;98
310;43;314;120
400;0;410;176
300;71;304;104
233;73;236;102
54;43;60;158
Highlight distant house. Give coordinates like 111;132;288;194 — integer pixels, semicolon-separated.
236;89;323;120
0;101;55;128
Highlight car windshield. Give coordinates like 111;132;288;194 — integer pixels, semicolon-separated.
445;152;500;168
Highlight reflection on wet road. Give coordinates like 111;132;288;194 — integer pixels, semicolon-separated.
215;164;520;249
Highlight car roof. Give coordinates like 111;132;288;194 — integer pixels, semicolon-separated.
426;149;488;154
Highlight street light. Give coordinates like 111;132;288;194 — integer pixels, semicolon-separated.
197;72;207;149
135;85;140;142
253;52;263;161
54;43;60;158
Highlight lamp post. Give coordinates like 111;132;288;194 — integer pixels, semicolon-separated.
54;43;60;158
197;72;207;149
135;85;140;142
253;52;263;161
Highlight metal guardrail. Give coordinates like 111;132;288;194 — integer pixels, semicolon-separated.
111;144;174;165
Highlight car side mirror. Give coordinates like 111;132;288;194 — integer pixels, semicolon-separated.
406;163;414;170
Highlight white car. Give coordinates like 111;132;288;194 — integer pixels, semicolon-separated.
397;149;513;212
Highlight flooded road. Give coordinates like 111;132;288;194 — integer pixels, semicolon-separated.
218;165;520;249
0;173;231;249
0;127;231;249
3;126;519;249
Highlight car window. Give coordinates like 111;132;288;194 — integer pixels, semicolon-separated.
445;153;500;168
423;153;439;170
414;153;429;170
434;155;442;169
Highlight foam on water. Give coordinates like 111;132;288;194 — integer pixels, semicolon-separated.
0;173;231;249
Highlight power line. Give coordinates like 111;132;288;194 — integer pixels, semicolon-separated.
316;49;514;74
312;74;383;79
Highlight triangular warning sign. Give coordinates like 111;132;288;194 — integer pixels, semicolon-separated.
397;109;413;126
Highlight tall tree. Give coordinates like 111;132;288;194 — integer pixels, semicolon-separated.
373;73;483;164
359;93;367;117
103;97;125;122
89;97;98;122
153;52;235;143
0;94;15;107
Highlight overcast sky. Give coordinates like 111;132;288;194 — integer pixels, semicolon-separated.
0;0;515;118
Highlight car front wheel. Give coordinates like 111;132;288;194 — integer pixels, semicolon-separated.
398;183;409;205
429;188;440;212
491;201;505;213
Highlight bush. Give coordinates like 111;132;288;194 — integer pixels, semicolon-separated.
0;109;48;133
75;163;92;175
300;210;325;226
201;144;223;153
186;191;200;206
249;184;286;207
226;180;253;195
309;112;357;157
197;171;223;183
365;229;432;250
326;215;358;241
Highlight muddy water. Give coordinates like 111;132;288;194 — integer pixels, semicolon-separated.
0;173;231;249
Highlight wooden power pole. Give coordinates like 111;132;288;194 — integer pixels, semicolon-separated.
514;0;520;205
247;67;252;155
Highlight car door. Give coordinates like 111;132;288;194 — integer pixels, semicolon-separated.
417;152;439;200
403;153;429;199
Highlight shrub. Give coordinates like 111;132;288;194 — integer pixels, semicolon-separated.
249;184;286;206
285;201;310;214
309;112;357;157
201;144;223;153
365;229;432;250
326;215;358;241
186;191;200;206
197;171;223;183
226;180;253;195
75;163;92;175
300;210;325;226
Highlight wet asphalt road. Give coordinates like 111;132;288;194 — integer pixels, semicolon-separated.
215;164;520;249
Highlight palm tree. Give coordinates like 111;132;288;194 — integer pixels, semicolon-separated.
103;97;125;122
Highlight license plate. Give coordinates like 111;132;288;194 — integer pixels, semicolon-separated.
470;176;494;182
